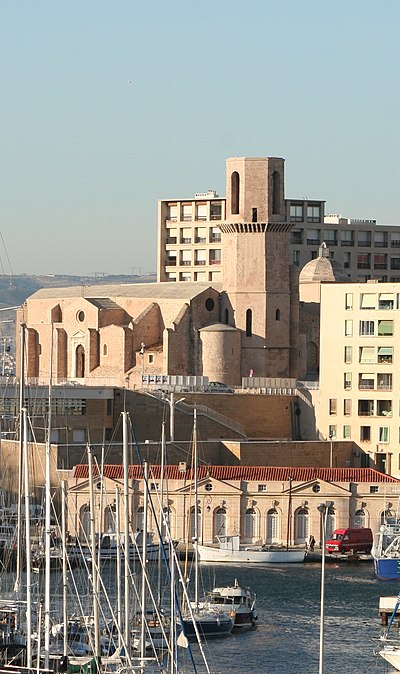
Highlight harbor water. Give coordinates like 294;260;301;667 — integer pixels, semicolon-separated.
1;557;395;673
189;560;393;674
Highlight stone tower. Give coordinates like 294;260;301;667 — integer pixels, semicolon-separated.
221;157;299;380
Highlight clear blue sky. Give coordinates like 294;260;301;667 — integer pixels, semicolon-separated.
1;1;399;276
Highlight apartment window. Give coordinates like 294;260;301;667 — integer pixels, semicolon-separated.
360;293;376;309
210;202;222;220
195;227;207;243
166;227;177;244
195;249;207;266
290;204;303;222
359;346;375;363
344;399;352;416
360;426;371;442
344;372;352;390
344;346;353;363
196;203;207;221
210;249;221;265
377;400;392;417
292;250;300;266
72;429;86;443
369;485;378;493
377;373;392;390
343;425;351;439
181;227;192;244
358;253;371;269
358;231;371;246
359;373;374;390
345;293;353;310
180;250;192;266
166;250;177;266
358;400;374;416
179;272;191;281
307;205;321;222
311;251;318;260
328;425;337;438
374;254;387;270
345;320;353;337
323;229;337;246
379;293;394;310
290;229;303;245
375;231;388;247
341;230;354;246
379;427;390;443
210;227;221;242
359;320;374;336
378;320;393;336
167;204;177;221
182;203;193;221
307;228;320;245
391;257;400;270
378;346;393;363
329;399;337;415
344;252;351;269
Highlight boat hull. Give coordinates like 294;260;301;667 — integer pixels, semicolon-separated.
197;543;304;564
373;555;400;580
181;613;234;639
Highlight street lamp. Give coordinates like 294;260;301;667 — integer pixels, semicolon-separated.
317;500;334;674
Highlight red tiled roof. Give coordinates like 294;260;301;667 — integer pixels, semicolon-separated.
72;464;400;483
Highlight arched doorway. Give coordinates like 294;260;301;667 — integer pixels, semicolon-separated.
326;507;336;540
214;507;227;539
354;509;366;528
295;507;309;545
244;508;257;542
104;504;116;533
266;508;280;544
76;344;85;378
188;506;202;542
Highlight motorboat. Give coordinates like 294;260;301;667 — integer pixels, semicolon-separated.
202;579;257;629
371;518;400;580
197;535;305;564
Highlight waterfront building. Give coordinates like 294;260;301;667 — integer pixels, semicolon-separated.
68;464;399;548
317;282;400;477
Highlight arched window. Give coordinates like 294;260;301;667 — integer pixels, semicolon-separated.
244;508;257;541
188;506;202;542
214;507;227;539
275;309;280;321
246;309;252;337
104;504;116;533
354;509;366;528
295;507;309;544
76;344;85;378
79;504;91;542
381;509;395;524
272;171;280;215
266;508;280;544
161;506;173;538
231;172;240;215
224;308;229;325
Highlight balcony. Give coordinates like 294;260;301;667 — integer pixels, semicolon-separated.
166;237;177;244
357;263;371;269
307;238;320;245
210;259;221;265
180;260;192;266
195;260;206;266
375;241;388;248
195;237;207;243
166;259;177;266
210;235;221;243
324;240;337;247
374;264;388;270
181;238;192;244
391;240;400;248
358;240;371;247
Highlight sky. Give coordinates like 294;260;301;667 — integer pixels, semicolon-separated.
1;1;400;276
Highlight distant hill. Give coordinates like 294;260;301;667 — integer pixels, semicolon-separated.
0;273;157;341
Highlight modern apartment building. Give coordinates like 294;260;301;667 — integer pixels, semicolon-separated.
318;282;400;476
291;214;400;282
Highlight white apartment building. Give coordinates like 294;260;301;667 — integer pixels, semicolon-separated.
318;282;400;476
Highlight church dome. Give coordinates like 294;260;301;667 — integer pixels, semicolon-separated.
299;242;349;284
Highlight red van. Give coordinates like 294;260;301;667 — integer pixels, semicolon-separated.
325;527;373;554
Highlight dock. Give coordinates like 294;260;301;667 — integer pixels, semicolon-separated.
379;596;400;626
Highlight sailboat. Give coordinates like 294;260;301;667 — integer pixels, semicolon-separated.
180;410;234;640
377;591;400;670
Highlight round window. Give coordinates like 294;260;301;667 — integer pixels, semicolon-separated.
312;484;321;493
205;483;213;492
205;298;215;312
77;311;85;322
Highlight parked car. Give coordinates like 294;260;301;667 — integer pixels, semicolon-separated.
204;381;234;393
325;527;373;554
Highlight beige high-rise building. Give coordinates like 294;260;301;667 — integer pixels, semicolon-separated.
318;282;400;476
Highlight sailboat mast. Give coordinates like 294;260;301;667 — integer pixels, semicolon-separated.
88;444;100;658
61;480;68;657
157;422;166;605
44;320;54;668
140;461;148;663
14;322;25;594
122;411;131;655
115;486;122;650
23;407;32;668
193;408;199;610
